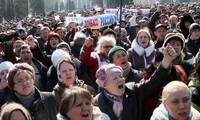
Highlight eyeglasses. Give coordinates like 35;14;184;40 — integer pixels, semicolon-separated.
14;77;33;84
102;45;114;49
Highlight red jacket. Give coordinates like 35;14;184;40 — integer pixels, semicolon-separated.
80;44;109;85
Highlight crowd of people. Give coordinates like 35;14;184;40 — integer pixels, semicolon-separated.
0;2;200;120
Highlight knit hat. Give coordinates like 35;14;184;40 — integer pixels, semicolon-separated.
108;46;126;62
102;28;116;37
163;33;185;49
96;64;123;88
57;41;71;52
0;61;13;73
7;63;35;90
189;23;200;34
51;49;71;67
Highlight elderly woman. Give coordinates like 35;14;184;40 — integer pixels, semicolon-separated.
127;28;155;70
94;43;178;120
57;86;110;120
6;63;58;120
0;61;14;107
80;36;116;91
52;58;96;105
151;81;200;120
108;46;142;83
1;102;32;120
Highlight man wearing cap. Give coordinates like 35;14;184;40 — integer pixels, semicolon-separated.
148;5;168;35
154;24;168;49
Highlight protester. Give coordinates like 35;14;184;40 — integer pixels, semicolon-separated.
151;81;200;120
57;86;110;120
0;61;14;107
1;102;32;120
6;63;58;120
80;36;116;91
179;14;194;39
45;32;62;55
128;28;155;70
52;58;95;105
94;42;178;120
185;23;200;57
162;32;194;78
108;45;142;83
188;61;200;112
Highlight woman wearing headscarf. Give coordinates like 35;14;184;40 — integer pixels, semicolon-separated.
52;58;96;105
94;43;178;120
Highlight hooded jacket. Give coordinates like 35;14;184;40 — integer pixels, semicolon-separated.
179;14;194;39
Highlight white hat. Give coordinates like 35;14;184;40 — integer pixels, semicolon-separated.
51;49;71;67
0;61;14;73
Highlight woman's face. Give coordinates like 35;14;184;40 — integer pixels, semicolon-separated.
66;96;93;120
167;39;182;56
191;29;200;40
59;62;76;87
100;41;114;55
49;37;60;49
164;87;191;120
13;71;34;96
10;110;26;120
137;32;150;48
104;72;125;96
112;50;128;70
57;30;65;39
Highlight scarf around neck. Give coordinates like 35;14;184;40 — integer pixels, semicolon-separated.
104;90;123;118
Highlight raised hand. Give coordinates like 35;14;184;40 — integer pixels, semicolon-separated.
84;36;94;48
26;35;37;48
162;43;177;69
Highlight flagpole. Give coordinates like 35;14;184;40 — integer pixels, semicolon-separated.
118;0;123;46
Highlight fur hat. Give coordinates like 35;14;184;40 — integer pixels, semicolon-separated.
108;46;126;62
51;49;71;67
7;63;35;90
96;64;122;88
189;23;200;34
57;41;71;52
163;33;185;49
0;61;13;73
